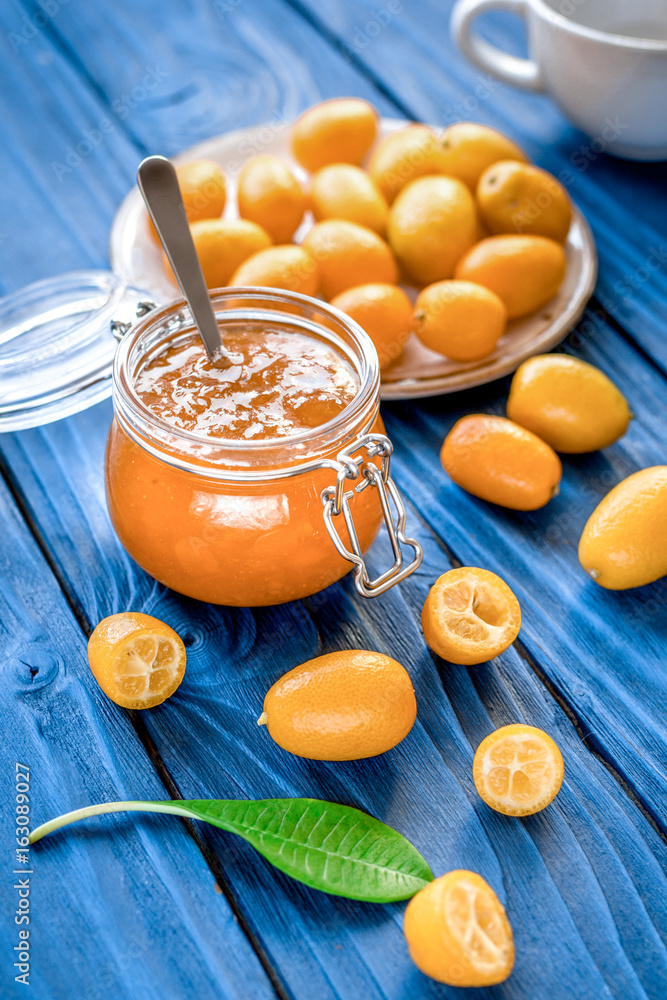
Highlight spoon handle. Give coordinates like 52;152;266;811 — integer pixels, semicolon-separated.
137;155;231;365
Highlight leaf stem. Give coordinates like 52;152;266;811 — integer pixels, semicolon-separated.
29;800;196;844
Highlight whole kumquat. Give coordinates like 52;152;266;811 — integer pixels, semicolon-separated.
149;159;226;240
330;282;413;369
437;121;527;189
507;354;631;453
454;235;567;319
368;124;446;204
229;244;319;296
164;218;271;289
291;98;378;172
237;154;306;243
388;175;478;286
302;219;397;299
477;160;572;243
258;650;417;761
441;414;562;510
578;466;667;589
413;280;506;362
310;163;388;234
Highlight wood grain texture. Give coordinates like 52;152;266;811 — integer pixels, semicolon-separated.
0;474;278;1000
1;0;667;997
0;0;398;296
2;0;665;843
4;408;667;999
291;0;667;373
381;316;667;829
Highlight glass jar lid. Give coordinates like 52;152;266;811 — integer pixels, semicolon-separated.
0;270;155;432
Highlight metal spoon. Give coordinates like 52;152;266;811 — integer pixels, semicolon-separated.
137;155;233;367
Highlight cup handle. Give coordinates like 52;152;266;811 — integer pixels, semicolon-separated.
451;0;546;92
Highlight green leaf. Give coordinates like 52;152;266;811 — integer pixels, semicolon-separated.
178;798;434;902
30;797;433;903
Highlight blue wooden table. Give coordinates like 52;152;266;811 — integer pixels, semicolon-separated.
1;2;666;997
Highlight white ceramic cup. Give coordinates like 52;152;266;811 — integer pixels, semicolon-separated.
451;0;667;160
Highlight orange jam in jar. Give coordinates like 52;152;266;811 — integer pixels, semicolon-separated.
107;288;421;606
133;328;359;441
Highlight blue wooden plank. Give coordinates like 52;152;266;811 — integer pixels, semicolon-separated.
2;0;665;829
290;0;667;373
0;0;397;296
0;4;146;286
4;315;666;833
4;407;667;999
0;474;278;1000
379;311;667;825
1;0;666;997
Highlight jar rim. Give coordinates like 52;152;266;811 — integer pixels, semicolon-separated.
112;286;381;478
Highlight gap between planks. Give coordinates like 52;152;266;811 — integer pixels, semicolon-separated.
588;296;667;383
3;433;664;851
0;451;294;1000
282;0;414;119
20;0;153;160
403;494;667;847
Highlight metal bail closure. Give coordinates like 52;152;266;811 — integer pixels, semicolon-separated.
110;299;157;341
321;432;423;598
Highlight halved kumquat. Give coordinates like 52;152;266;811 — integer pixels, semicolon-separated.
88;612;186;710
422;567;520;665
404;869;515;986
473;724;564;816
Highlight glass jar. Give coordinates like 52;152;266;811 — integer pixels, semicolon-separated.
107;288;422;607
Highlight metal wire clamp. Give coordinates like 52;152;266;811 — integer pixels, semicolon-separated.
321;433;423;598
110;300;156;341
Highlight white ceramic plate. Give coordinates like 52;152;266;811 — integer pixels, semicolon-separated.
109;118;598;400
